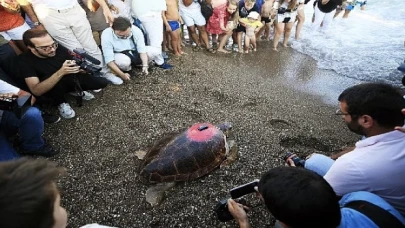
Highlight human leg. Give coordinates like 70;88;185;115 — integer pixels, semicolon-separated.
217;31;232;53
304;153;335;176
237;31;244;53
169;30;181;56
251;36;257;51
244;35;250;53
312;3;326;30
3;22;31;52
273;22;285;51
283;22;294;47
197;25;211;51
0;132;20;162
321;10;336;30
139;14;165;63
114;53;132;71
77;74;109;91
295;8;305;40
188;25;200;48
1;108;44;152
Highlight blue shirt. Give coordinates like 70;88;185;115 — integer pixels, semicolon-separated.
101;25;147;64
339;191;405;228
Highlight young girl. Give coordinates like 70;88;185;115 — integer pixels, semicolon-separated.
272;0;304;51
239;11;263;52
206;0;239;53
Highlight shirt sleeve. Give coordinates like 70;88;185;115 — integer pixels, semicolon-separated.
18;54;38;79
324;159;369;196
131;25;147;54
0;79;20;94
101;28;116;64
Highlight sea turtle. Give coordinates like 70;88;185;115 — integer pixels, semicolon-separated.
136;122;238;206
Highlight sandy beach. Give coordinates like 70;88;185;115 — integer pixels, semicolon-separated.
44;44;361;228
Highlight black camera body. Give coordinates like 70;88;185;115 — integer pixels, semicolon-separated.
69;48;102;75
284;152;306;167
0;95;31;119
214;180;259;222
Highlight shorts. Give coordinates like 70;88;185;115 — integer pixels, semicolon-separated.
261;16;272;24
276;11;297;24
0;22;31;40
167;20;180;31
180;8;206;27
235;25;246;33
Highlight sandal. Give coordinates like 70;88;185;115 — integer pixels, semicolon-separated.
206;48;217;54
193;45;201;52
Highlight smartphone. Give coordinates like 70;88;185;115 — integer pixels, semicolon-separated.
230;180;259;199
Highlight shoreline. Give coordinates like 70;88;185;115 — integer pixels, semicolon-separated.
45;44;360;227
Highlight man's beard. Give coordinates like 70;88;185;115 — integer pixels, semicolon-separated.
37;51;55;58
347;121;366;136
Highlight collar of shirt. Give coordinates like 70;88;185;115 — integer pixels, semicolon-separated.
355;126;405;148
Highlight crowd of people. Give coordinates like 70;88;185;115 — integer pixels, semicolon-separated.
1;0;405;228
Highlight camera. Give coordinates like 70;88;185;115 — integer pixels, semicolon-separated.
284;152;306;167
214;180;258;222
68;48;102;75
0;94;31;118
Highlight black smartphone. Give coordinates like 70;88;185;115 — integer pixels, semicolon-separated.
230;180;259;199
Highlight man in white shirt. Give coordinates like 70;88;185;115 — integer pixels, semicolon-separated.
130;0;173;69
16;0;122;84
294;83;405;217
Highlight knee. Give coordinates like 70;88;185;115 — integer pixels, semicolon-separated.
188;27;196;34
285;27;293;33
22;107;42;123
115;54;132;71
197;26;206;32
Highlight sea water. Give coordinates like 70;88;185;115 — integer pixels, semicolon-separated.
292;0;405;85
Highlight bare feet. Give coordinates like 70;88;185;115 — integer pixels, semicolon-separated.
180;51;188;55
217;48;230;54
272;47;278;52
253;48;257;52
238;48;243;53
245;50;249;53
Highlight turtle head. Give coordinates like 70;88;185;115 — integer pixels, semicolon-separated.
216;122;232;137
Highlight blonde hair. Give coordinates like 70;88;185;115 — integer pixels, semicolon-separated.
228;0;240;27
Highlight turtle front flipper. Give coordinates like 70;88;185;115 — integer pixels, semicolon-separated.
221;140;238;167
145;182;176;206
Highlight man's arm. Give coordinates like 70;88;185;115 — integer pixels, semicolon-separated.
25;60;79;96
15;0;44;29
228;199;251;228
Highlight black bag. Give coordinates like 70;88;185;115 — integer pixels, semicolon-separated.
199;0;213;21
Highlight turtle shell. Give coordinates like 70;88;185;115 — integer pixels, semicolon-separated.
140;123;228;183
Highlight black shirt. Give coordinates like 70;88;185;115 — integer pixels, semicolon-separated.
238;2;260;18
317;0;342;13
19;46;73;82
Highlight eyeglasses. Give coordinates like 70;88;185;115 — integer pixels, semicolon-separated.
335;109;351;116
35;42;58;51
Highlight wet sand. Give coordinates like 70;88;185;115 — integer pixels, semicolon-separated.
45;43;360;227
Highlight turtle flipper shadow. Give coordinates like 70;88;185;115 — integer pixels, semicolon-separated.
145;182;176;206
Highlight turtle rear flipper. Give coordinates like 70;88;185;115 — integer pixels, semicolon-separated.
145;182;176;206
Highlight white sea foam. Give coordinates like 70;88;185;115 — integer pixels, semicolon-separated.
292;0;405;84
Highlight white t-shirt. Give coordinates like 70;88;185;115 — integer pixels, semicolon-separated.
324;129;405;216
29;0;77;10
0;80;19;94
179;0;201;11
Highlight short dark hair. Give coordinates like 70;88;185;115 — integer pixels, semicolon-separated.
112;17;131;31
338;83;405;128
0;158;65;228
23;29;50;47
258;167;341;228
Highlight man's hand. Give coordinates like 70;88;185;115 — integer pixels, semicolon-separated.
227;199;250;228
57;60;80;76
121;73;131;81
142;66;149;75
165;25;172;32
395;108;405;133
286;155;296;167
102;6;114;25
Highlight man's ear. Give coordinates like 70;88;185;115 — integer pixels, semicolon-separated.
358;115;374;128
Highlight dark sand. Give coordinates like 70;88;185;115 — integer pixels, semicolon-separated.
45;44;360;227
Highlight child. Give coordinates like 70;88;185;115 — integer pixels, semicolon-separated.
260;0;275;41
206;0;239;53
239;11;263;53
163;0;184;56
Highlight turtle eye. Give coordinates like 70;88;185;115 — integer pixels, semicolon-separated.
198;125;209;131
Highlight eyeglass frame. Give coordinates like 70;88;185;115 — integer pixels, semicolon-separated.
34;42;58;51
113;30;132;39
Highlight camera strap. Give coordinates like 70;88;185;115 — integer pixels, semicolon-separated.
73;76;84;107
344;200;405;228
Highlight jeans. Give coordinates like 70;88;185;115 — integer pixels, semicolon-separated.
304;153;335;176
0;107;44;161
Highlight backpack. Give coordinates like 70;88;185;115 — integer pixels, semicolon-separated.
198;0;213;21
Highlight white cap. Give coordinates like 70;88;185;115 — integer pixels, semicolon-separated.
247;11;260;20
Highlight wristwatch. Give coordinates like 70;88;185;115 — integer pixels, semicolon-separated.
33;22;41;26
